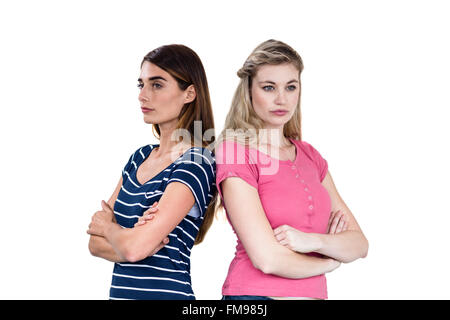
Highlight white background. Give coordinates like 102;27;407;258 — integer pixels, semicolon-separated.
1;0;449;299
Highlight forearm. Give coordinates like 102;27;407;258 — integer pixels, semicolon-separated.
104;222;162;263
314;230;369;263
259;243;339;279
88;235;127;263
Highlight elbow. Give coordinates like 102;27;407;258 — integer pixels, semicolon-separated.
361;238;369;259
122;246;147;263
250;254;277;275
253;260;274;275
88;237;100;257
345;237;369;263
122;239;156;263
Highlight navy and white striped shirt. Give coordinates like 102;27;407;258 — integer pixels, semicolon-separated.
109;144;216;300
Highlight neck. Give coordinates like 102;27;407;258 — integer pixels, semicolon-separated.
259;127;290;148
155;121;191;156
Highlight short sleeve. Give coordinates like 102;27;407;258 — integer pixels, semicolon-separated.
167;148;216;218
215;140;259;200
121;150;138;183
300;141;328;182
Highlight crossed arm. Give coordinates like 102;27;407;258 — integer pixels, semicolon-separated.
87;176;195;263
219;170;368;279
274;171;369;264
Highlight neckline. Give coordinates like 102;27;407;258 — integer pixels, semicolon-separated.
133;144;197;186
252;138;299;164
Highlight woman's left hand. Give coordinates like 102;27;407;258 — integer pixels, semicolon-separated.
326;209;348;234
87;200;114;237
273;224;321;253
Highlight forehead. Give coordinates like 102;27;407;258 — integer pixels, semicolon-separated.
139;61;172;80
254;63;299;82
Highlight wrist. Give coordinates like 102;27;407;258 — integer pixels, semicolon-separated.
311;233;324;252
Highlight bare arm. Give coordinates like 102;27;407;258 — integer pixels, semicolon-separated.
275;171;369;263
88;176;124;262
221;177;340;279
95;181;196;263
313;171;369;263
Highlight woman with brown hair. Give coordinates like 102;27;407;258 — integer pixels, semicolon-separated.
87;44;217;300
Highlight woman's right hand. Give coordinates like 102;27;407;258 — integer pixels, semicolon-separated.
134;201;170;254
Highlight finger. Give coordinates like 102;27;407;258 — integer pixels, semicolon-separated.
326;210;338;233
151;237;169;255
144;206;159;215
329;211;343;234
101;200;113;214
134;220;146;227
273;227;283;236
143;214;155;220
342;220;349;232
336;216;345;233
275;232;286;241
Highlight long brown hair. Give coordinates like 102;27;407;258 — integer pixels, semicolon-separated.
141;44;217;245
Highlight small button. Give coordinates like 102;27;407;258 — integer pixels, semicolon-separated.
308;195;313;200
304;187;309;192
295;174;299;178
301;179;305;183
308;205;314;210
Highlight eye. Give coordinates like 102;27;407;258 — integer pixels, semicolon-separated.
152;82;162;89
262;85;275;92
137;82;143;89
286;85;297;91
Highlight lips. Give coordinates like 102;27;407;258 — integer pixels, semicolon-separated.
270;109;288;116
141;107;154;113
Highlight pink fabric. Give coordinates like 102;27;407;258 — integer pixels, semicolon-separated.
215;139;331;299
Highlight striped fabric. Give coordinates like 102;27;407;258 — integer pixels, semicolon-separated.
109;144;216;300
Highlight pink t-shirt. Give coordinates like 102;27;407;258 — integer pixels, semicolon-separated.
215;138;331;299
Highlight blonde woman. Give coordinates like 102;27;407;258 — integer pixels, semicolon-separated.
215;39;368;300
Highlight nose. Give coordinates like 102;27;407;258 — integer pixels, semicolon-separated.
138;88;149;104
274;89;287;105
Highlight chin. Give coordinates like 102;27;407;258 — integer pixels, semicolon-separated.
142;115;157;124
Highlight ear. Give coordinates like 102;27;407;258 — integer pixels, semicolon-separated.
184;84;196;104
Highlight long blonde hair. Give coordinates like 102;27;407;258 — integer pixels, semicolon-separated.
219;39;304;146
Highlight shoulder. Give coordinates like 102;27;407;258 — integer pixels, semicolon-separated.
294;140;325;161
215;139;257;165
171;147;216;178
127;144;156;160
295;139;328;181
177;147;215;167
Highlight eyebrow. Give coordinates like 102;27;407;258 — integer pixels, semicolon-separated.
258;79;299;84
137;76;168;82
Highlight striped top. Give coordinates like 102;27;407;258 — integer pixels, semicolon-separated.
109;144;216;300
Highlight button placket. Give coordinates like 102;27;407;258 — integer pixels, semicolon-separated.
290;162;300;179
300;178;315;223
